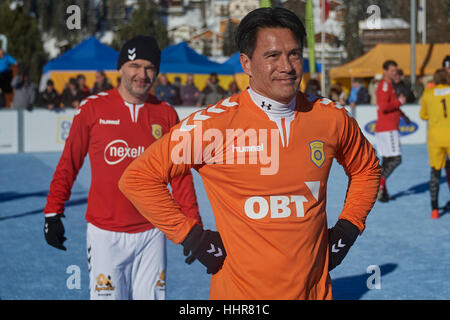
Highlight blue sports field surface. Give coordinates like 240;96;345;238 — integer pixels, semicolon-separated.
0;144;449;300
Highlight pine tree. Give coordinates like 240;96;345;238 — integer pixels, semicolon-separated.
111;0;169;50
222;20;238;56
342;0;366;62
342;0;450;63
50;0;98;45
105;0;126;32
0;1;46;84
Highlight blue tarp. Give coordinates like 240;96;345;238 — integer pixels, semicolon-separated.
42;36;119;73
160;42;234;75
223;51;322;73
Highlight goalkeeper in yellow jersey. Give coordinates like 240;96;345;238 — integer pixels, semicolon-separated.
419;68;450;219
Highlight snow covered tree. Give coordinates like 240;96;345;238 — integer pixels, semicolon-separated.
0;1;46;84
111;0;169;50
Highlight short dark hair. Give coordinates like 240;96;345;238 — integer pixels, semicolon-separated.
383;60;398;70
443;55;450;68
433;68;450;85
69;78;78;86
235;7;306;59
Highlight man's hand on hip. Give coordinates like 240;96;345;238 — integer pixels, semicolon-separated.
328;219;360;271
182;224;226;274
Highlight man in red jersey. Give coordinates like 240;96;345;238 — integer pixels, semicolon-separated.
375;60;408;202
43;35;202;300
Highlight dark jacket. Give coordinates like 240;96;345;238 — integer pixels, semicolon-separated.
393;80;416;103
197;83;227;106
92;81;113;95
180;84;199;106
155;84;177;105
37;89;61;109
61;87;83;108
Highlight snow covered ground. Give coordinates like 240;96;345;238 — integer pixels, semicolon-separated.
0;144;449;300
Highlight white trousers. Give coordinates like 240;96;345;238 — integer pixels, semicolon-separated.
375;130;401;157
86;223;166;300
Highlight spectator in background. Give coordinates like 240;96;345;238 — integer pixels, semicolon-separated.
155;74;177;105
61;78;82;108
11;66;35;111
328;83;348;106
0;88;5;107
304;78;321;98
180;74;199;106
77;74;90;100
413;75;425;103
37;79;61;110
0;48;17;97
172;76;182;105
92;70;113;94
443;55;450;75
227;81;240;95
393;69;415;103
196;72;227;107
368;74;382;105
348;78;370;109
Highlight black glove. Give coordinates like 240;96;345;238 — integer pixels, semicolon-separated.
44;214;67;251
328;219;359;271
183;247;196;264
182;224;226;274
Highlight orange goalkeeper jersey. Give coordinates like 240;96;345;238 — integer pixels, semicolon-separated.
119;89;380;300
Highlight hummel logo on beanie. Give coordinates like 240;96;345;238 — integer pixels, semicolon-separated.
117;35;161;73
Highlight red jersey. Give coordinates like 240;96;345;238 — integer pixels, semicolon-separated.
119;90;380;299
44;88;201;233
375;79;403;132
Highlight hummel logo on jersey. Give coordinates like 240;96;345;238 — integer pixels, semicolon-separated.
261;101;272;110
99;118;120;125
128;48;136;60
104;139;145;165
233;144;264;153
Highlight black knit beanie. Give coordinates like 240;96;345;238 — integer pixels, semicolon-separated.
117;35;161;73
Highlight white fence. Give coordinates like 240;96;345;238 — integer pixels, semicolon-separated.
353;104;427;145
0;104;426;154
0;110;19;154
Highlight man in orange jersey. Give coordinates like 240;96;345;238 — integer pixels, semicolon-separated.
119;8;380;300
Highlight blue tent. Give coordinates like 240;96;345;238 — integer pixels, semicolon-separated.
223;52;322;73
42;36;119;74
160;42;234;75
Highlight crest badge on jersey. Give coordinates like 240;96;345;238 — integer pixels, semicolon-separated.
152;124;163;139
95;273;115;293
309;140;325;168
156;269;166;290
